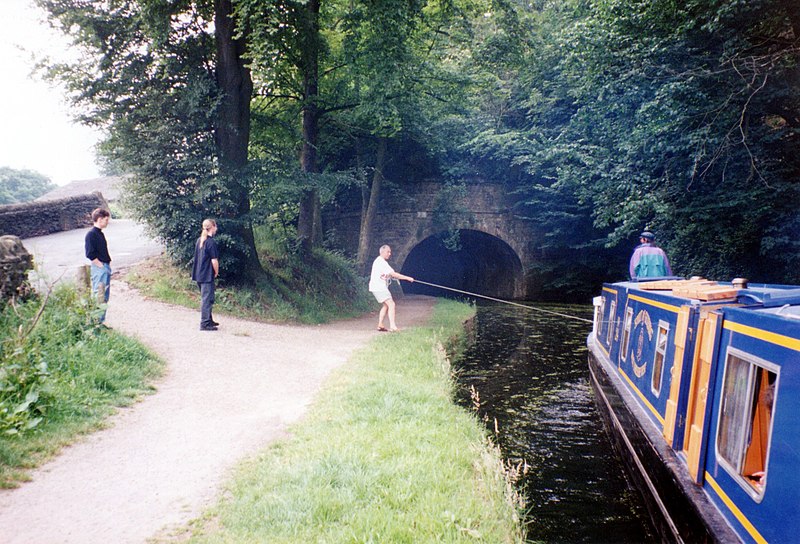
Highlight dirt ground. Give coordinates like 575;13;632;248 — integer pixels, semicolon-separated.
0;281;435;544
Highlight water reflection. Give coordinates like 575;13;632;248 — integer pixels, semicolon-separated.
453;301;656;543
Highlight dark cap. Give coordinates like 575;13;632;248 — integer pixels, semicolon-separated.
640;231;655;241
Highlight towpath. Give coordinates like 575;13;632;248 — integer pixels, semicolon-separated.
0;229;435;543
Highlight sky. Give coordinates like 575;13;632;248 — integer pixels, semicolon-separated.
0;1;101;186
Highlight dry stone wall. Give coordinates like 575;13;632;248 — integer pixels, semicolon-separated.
0;235;33;302
0;192;108;239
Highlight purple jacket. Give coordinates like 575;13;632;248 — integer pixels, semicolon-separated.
629;243;672;279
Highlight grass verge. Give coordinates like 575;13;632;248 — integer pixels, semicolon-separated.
127;240;373;324
0;286;163;487
185;299;526;543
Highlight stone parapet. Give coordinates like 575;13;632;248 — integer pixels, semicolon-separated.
0;192;109;239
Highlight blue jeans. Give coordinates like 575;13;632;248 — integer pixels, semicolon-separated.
90;263;112;322
198;281;215;327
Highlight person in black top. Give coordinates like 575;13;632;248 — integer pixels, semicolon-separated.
191;218;220;331
84;208;112;323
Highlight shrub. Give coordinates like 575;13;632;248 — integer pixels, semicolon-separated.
0;285;162;485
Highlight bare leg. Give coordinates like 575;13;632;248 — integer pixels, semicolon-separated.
386;298;398;330
378;303;388;329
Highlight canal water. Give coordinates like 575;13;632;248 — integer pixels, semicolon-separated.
452;301;657;543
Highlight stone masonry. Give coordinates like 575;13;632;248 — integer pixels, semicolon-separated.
0;235;33;303
323;181;539;298
0;192;109;239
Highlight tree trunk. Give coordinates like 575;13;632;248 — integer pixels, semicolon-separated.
214;0;262;281
356;137;387;273
296;0;321;256
297;105;319;253
357;143;368;226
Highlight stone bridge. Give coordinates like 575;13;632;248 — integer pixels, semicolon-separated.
323;182;540;299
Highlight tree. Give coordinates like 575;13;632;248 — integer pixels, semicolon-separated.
459;0;800;286
213;0;262;279
240;0;478;263
237;0;326;256
334;0;479;272
557;0;800;281
0;167;55;205
37;0;263;282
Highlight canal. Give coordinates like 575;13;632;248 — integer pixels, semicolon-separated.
453;301;657;543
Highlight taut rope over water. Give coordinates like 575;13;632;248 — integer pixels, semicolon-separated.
411;279;594;324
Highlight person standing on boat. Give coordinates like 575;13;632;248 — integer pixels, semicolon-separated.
369;245;414;332
629;231;672;279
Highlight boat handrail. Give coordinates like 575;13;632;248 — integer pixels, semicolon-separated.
736;288;800;307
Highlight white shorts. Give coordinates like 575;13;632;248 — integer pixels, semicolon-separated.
372;290;392;304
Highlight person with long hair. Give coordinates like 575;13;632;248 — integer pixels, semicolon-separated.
191;219;220;330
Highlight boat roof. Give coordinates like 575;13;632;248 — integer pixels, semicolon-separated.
608;279;800;320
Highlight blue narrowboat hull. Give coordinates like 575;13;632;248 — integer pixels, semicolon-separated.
588;336;739;543
587;279;800;544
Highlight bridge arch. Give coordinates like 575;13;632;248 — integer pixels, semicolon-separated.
400;229;524;299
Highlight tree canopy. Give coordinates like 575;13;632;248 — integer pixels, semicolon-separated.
0;167;55;205
457;0;800;286
37;0;800;292
38;0;261;282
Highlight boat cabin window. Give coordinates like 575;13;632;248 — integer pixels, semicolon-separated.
651;321;669;396
716;349;777;501
621;306;633;361
606;300;617;345
597;297;606;338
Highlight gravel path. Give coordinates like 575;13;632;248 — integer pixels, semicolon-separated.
0;282;435;543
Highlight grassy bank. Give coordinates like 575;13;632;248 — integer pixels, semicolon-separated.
128;226;374;324
185;299;525;543
0;287;163;487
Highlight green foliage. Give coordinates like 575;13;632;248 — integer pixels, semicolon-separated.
38;0;800;293
129;224;374;325
0;167;55;205
38;0;260;282
242;0;481;222
0;286;162;486
0;344;48;436
456;0;800;285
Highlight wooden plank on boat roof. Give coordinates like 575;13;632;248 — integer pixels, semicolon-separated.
638;280;688;290
693;287;738;301
673;284;737;301
672;283;716;296
638;279;711;291
637;278;738;300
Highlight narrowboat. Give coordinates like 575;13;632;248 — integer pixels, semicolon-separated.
587;278;800;543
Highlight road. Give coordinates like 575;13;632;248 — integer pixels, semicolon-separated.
21;219;164;286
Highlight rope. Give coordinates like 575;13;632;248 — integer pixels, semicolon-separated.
410;279;594;324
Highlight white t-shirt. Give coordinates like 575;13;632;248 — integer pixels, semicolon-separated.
369;255;394;292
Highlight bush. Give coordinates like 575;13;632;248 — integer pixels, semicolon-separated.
0;286;162;485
